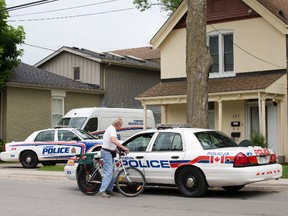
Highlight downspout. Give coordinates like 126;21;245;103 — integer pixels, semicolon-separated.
101;63;111;106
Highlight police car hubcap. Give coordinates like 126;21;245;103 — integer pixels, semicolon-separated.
186;177;195;188
26;157;32;163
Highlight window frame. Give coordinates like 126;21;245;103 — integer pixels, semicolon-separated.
51;97;64;127
73;67;80;80
207;30;235;78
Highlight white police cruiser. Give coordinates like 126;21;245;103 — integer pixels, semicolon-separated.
0;128;102;168
64;125;282;197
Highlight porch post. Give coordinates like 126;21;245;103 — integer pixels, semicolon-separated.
261;98;266;138
218;100;223;131
161;105;167;124
258;92;262;133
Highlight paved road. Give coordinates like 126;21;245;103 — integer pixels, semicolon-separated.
1;163;288;216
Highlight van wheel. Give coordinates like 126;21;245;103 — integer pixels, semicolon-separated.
20;151;39;168
176;167;208;197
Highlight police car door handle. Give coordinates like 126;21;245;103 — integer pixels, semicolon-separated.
136;156;144;159
171;156;179;159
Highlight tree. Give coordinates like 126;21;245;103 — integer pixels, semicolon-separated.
133;0;182;13
186;0;212;128
0;0;25;89
134;0;212;128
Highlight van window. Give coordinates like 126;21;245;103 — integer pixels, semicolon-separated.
58;117;87;128
84;117;98;132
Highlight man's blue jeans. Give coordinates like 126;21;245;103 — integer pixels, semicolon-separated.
99;149;115;193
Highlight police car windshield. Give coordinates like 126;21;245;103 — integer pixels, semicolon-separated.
58;117;87;128
73;129;96;140
195;131;238;150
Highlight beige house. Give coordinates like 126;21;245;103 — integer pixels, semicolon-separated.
0;63;104;142
136;0;288;162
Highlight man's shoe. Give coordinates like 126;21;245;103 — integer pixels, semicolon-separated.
106;191;118;196
97;192;110;198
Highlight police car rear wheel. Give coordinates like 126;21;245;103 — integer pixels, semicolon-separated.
20;151;39;168
176;167;208;197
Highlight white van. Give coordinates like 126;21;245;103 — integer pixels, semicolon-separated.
56;107;155;140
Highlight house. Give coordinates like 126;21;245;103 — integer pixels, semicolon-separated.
34;46;161;122
136;0;288;162
0;63;105;142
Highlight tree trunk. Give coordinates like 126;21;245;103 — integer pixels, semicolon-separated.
186;0;212;128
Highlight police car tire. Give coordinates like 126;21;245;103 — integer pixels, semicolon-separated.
42;162;57;166
176;167;208;197
77;165;101;196
20;151;39;168
222;185;245;192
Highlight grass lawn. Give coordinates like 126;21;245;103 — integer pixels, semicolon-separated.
39;165;65;172
281;164;288;178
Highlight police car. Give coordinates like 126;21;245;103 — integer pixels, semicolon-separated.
64;126;282;197
0;128;102;168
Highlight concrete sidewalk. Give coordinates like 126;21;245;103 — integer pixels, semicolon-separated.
0;163;287;187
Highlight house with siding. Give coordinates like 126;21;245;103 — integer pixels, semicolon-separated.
136;0;288;162
0;63;104;142
35;46;161;122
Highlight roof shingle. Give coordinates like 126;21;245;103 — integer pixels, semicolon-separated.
8;63;104;93
137;70;287;98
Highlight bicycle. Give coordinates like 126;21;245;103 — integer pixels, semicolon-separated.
76;150;146;197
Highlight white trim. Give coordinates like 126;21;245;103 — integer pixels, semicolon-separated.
207;30;235;78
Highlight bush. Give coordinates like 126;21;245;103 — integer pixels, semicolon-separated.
250;132;267;148
0;139;4;152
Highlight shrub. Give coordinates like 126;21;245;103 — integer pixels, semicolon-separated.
250;132;267;148
0;139;4;152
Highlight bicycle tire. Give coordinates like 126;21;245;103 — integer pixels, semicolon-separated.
115;167;145;197
77;165;102;196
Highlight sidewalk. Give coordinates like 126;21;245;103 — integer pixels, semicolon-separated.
0;163;287;187
0;164;71;183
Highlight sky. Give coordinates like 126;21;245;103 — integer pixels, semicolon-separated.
5;0;168;65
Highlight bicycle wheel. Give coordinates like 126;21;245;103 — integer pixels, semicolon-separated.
116;167;145;197
77;165;102;196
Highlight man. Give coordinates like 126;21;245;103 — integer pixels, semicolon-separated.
97;118;129;198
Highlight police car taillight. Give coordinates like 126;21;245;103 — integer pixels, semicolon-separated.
269;154;277;163
234;153;250;167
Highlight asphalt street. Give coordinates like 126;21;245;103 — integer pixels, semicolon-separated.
0;163;287;190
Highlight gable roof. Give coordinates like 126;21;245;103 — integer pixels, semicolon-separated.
34;46;160;70
151;0;288;48
7;63;105;94
137;70;287;98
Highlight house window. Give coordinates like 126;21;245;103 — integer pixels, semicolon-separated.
73;67;80;80
208;30;234;78
52;97;64;127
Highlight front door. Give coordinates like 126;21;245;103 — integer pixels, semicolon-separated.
246;103;278;153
